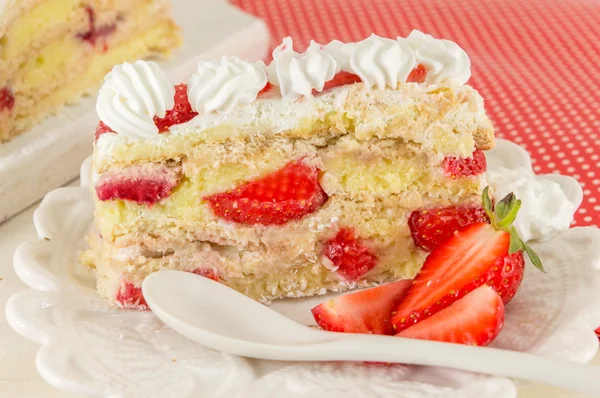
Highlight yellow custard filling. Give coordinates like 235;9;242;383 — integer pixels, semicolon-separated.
0;0;81;60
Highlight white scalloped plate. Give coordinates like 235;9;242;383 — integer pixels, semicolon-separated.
5;139;600;398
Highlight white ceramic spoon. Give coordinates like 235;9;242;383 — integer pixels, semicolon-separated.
142;270;600;396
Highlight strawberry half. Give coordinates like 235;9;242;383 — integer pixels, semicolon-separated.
312;279;412;335
319;72;362;92
406;64;427;83
444;150;487;178
95;165;181;205
409;205;489;252
392;187;543;333
115;282;148;309
95;120;114;141
322;228;378;282
397;285;505;346
191;268;220;282
204;160;327;225
258;82;274;95
154;84;198;132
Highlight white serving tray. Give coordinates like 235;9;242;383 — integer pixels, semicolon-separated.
0;0;270;223
6;139;599;398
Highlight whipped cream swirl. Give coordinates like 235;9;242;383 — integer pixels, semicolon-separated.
323;40;356;72
349;34;416;90
188;56;268;114
405;30;471;85
267;37;338;100
96;60;174;140
487;166;580;242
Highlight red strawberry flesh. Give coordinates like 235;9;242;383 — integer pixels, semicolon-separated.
409;205;489;252
312;279;412;335
205;160;327;225
483;251;525;304
95;120;114;141
154;84;199;132
77;6;117;48
191;268;220;282
391;222;510;332
322;228;378;282
0;86;15;111
444;150;487;178
258;82;274;95
115;281;148;310
96;164;180;205
406;64;427;83
397;285;504;346
319;72;362;92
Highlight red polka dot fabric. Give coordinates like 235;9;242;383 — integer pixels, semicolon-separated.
230;0;600;227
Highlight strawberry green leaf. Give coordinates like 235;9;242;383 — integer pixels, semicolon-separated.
482;187;494;219
508;226;524;254
495;192;516;221
523;242;545;272
497;198;521;230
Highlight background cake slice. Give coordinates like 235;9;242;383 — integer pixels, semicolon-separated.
0;0;181;142
83;32;495;308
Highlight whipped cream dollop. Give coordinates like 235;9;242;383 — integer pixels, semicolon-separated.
96;60;174;140
188;56;268;114
323;40;356;71
349;34;416;90
487;167;579;242
267;37;338;100
405;30;471;85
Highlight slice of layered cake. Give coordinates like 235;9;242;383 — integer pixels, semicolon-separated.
83;31;495;309
0;0;180;142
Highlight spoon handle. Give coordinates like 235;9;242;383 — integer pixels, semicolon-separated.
287;333;600;396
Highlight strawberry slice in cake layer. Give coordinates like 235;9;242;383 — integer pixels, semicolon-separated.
83;31;496;308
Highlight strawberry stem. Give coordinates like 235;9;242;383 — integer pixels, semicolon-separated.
482;187;545;272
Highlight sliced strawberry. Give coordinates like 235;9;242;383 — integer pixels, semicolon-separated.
322;228;378;282
312;279;412;334
204;160;327;225
444;150;487;178
191;268;220;281
95;165;180;205
95;120;114;141
319;72;362;92
0;86;15;111
392;188;543;332
96;178;176;204
154;84;198;132
409;205;489;252
406;64;427;83
115;282;148;310
392;222;509;332
397;285;505;346
448;251;525;306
